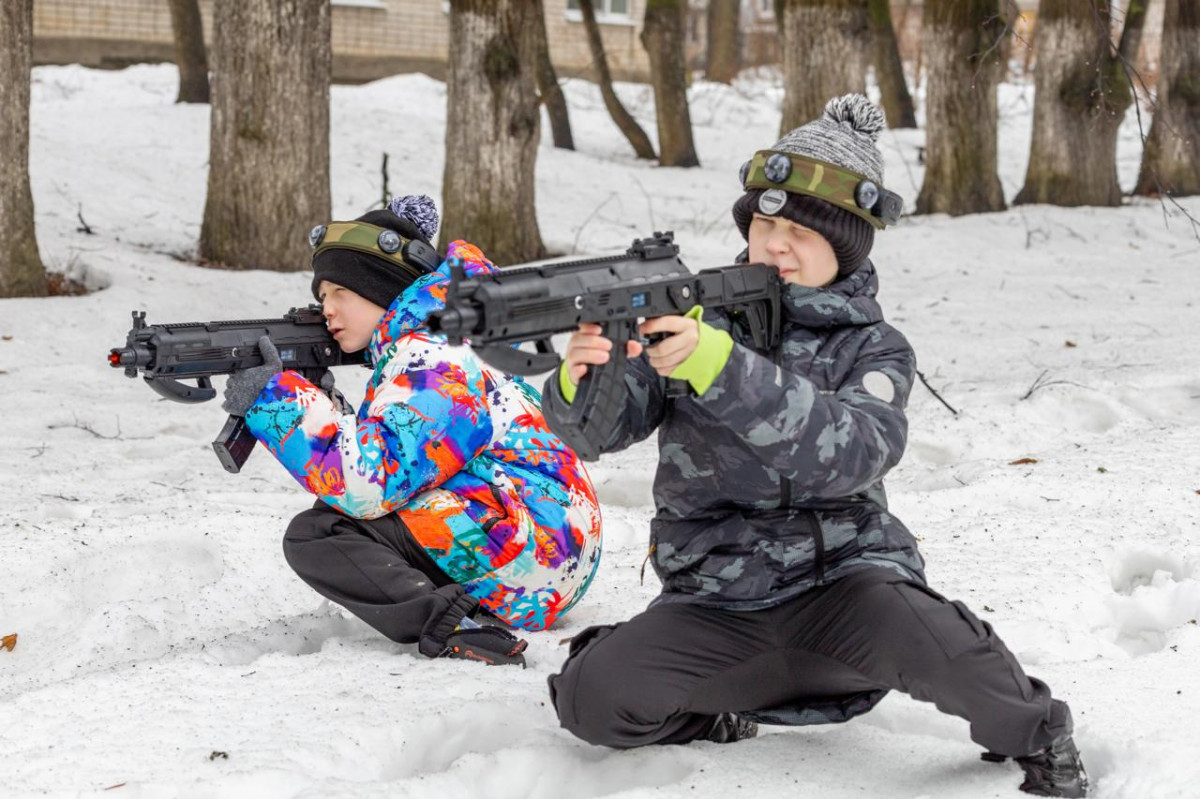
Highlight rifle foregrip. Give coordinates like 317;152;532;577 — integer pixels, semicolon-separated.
212;415;258;474
556;323;632;462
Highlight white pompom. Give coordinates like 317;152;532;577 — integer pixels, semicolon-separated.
823;94;886;142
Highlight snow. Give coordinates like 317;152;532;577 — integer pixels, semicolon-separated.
3;63;1199;798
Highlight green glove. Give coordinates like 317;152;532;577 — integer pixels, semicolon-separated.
559;361;579;404
668;306;734;397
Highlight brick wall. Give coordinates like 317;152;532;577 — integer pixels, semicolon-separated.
549;1;656;80
35;0;180;41
30;0;1167;86
31;0;668;83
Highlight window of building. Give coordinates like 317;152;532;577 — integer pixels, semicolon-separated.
564;0;634;24
567;0;630;14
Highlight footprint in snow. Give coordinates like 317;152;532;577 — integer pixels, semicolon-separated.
1085;549;1200;657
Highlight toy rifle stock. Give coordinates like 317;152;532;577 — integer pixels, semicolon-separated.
427;231;782;461
108;305;365;473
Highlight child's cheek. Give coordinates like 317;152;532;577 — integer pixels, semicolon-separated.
747;235;767;263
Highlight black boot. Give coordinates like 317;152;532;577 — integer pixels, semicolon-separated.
705;713;758;744
1013;736;1089;797
419;612;528;667
430;625;528;667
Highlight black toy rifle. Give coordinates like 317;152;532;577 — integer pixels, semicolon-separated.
427;231;782;460
109;305;365;473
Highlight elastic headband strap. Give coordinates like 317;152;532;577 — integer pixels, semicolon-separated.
742;151;902;229
311;221;425;279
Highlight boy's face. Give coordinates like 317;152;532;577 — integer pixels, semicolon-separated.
317;280;387;353
748;213;839;287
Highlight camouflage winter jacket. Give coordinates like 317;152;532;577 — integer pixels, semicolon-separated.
544;260;925;611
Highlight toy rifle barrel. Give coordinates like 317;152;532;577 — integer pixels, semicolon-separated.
108;304;364;473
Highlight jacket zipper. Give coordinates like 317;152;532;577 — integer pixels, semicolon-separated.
810;509;826;585
774;332;824;583
781;477;825;585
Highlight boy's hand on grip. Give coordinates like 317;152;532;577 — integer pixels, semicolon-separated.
563;323;644;387
639;315;700;378
221;335;283;416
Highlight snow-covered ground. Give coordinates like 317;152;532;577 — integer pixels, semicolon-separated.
3;64;1199;798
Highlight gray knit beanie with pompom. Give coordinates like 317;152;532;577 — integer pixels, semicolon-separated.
733;94;888;278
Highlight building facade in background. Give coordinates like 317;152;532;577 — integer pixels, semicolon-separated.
32;0;1164;85
34;0;672;83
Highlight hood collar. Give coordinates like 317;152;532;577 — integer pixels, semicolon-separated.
778;259;884;328
366;240;497;364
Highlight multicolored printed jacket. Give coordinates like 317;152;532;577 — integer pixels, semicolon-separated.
244;241;603;631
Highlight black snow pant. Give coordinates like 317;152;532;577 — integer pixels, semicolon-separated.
549;568;1072;758
282;501;479;646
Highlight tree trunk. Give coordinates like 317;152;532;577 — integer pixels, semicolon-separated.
532;0;573;150
1135;0;1200;197
1118;0;1149;67
706;0;740;84
200;0;331;271
167;0;210;104
440;0;545;264
0;0;46;298
868;0;916;128
777;0;869;134
915;0;1006;215
1013;0;1142;207
578;0;656;159
641;0;699;167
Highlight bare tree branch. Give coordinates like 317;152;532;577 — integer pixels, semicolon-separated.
916;370;959;415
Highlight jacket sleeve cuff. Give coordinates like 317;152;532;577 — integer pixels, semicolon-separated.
668;306;734;397
558;362;577;404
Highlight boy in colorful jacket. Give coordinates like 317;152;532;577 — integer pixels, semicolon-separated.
542;98;1087;796
221;196;602;666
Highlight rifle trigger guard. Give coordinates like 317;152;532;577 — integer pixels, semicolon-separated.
145;375;216;404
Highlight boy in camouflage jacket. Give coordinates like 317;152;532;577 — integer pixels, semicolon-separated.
221;197;602;667
542;97;1087;797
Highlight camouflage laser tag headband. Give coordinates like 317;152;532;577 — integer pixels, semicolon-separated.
739;151;903;230
307;220;439;279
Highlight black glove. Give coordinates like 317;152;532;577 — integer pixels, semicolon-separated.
318;369;353;414
318;369;337;396
221;335;283;416
436;625;528;667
